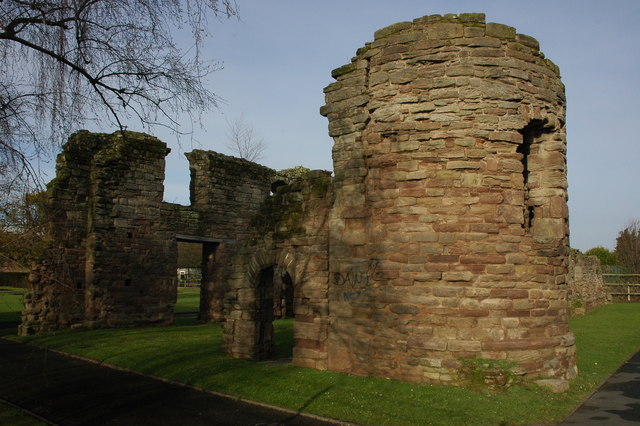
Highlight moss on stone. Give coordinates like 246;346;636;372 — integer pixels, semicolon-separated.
311;177;331;197
373;21;412;40
278;165;313;181
331;63;356;79
459;359;523;390
356;43;373;57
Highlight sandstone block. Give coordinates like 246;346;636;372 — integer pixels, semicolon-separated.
485;22;516;40
390;304;421;315
442;271;474;282
448;340;481;352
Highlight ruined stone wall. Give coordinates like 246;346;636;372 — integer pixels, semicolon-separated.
320;13;575;386
183;151;276;322
567;250;608;315
21;131;175;334
21;13;581;392
21;134;278;334
186;150;275;239
222;171;333;367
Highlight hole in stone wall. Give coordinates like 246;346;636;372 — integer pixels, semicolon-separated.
76;281;83;289
279;271;294;319
270;180;287;195
518;120;547;230
127;232;133;239
125;278;132;286
527;205;535;228
516;133;532;186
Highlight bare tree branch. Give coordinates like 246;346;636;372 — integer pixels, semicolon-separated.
0;0;238;195
225;114;267;162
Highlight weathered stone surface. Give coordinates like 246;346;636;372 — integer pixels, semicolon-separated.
23;12;578;392
566;249;608;315
20;131;276;334
320;13;575;388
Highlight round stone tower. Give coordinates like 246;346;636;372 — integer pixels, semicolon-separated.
321;13;576;387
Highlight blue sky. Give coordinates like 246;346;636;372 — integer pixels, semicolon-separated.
147;0;639;252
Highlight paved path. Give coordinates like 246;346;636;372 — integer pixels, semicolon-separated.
0;338;342;426
561;350;640;425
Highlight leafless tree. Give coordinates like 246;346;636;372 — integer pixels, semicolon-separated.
225;114;266;162
616;220;640;274
0;0;238;194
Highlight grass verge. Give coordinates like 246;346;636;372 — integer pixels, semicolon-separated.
4;303;640;425
0;400;47;426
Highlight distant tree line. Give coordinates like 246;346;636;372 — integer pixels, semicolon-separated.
585;220;640;274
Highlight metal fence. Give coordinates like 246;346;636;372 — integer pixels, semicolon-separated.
177;268;202;287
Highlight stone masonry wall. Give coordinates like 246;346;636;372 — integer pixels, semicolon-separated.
21;13;581;392
21;131;175;334
222;171;333;367
320;13;576;386
566;249;608;315
20;134;278;335
183;151;275;322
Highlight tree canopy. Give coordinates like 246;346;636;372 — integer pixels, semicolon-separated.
584;246;619;266
616;220;640;274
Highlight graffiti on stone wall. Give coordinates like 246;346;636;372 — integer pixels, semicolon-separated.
334;258;382;301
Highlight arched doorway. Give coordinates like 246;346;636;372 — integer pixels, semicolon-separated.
255;265;294;360
273;266;294;319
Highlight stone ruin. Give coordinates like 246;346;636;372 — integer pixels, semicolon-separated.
21;13;581;389
566;249;608;315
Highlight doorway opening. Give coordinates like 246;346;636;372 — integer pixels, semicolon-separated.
256;265;295;361
175;241;202;323
174;235;221;324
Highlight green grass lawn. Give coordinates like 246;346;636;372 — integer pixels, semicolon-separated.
174;286;200;314
0;286;25;323
0;401;46;426
4;303;640;425
0;286;26;337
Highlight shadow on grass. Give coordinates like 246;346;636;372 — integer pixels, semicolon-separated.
0;323;19;338
282;385;335;423
8;304;640;425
